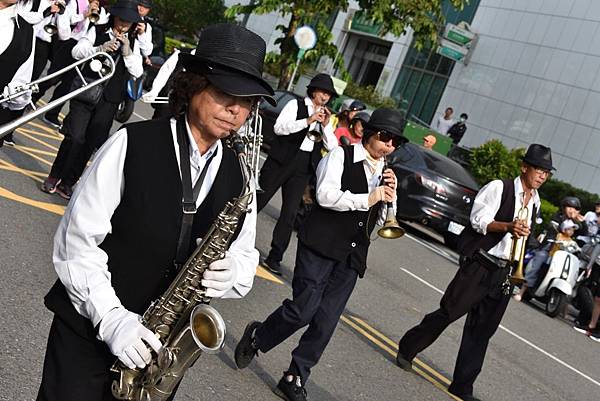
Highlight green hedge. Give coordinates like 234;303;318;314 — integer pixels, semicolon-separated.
165;37;195;56
539;179;600;213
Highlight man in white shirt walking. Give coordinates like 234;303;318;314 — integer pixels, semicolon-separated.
436;106;454;136
234;108;403;401
36;23;274;401
395;144;554;401
257;73;338;275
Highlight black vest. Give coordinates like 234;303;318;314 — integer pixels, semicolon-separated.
298;146;380;277
44;117;245;337
0;16;34;90
92;28;129;103
267;98;324;171
456;178;537;257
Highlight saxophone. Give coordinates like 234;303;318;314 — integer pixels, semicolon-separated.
111;133;254;401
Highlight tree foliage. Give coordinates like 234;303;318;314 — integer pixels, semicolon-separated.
226;0;466;89
152;0;231;40
468;140;525;185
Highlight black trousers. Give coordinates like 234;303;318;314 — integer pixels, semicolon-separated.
257;151;311;264
37;315;179;401
50;97;119;185
254;241;358;384
0;107;23;146
398;258;510;396
32;38;55;81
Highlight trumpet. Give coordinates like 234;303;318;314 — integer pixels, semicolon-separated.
43;1;66;36
89;8;100;24
0;52;116;139
377;156;405;239
507;205;530;284
306;106;329;142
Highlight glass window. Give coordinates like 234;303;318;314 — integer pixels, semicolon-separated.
410;74;434;117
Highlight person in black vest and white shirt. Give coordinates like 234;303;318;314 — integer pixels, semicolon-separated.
258;73;338;275
234;108;403;401
36;23;274;401
395;144;554;401
40;0;142;199
0;0;36;148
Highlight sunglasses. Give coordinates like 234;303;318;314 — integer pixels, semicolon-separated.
376;131;403;147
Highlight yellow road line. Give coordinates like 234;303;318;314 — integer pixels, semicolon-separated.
11;146;54;167
23;120;62;137
347;315;452;386
12;144;57;157
15;130;60;152
17;127;63;141
0;186;64;215
0;160;45;182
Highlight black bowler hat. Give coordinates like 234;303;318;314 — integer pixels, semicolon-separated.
522;143;555;171
364;108;407;139
307;73;338;97
138;0;153;7
110;0;142;23
179;24;276;106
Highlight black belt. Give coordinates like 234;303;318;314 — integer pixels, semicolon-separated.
473;249;510;272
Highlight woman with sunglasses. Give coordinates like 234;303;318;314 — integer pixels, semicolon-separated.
234;108;404;401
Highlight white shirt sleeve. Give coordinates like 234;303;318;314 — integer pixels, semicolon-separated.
72;26;97;59
138;22;153;57
3;29;36;110
223;183;259;298
144;49;179;98
321;118;338;152
123;39;143;78
274;98;308;136
56;7;71;40
315;146;370;211
470;179;503;235
53;128;129;327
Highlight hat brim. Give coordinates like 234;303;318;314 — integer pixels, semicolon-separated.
363;121;405;139
522;157;556;171
180;54;276;107
110;8;143;23
307;84;339;98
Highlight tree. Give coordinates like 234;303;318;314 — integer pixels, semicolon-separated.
468;140;525;185
153;0;232;40
226;0;466;89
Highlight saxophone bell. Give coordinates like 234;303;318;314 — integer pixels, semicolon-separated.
189;304;226;354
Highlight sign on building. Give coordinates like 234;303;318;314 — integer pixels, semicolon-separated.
437;22;478;65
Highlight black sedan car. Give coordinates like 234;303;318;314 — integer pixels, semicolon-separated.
258;90;303;149
387;143;480;246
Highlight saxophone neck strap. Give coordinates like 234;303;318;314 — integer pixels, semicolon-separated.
174;117;218;267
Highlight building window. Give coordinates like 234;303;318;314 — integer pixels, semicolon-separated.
391;0;481;124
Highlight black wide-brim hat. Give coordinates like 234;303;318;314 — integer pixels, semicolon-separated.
363;108;407;140
307;73;338;97
180;23;276;106
522;143;555;171
110;0;143;23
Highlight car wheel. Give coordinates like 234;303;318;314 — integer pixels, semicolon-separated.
545;288;567;318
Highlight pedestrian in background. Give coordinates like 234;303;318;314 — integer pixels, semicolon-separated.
435;106;454;136
448;113;468;145
423;134;436;150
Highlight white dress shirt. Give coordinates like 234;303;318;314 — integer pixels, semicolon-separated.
137;19;153;57
436;114;454;136
67;2;109;41
72;25;143;78
53;117;259;328
143;48;186;101
274;96;338;152
470;176;540;260
315;143;397;226
0;5;36;110
32;0;71;42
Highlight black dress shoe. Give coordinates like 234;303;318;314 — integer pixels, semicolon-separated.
448;388;482;401
234;321;261;369
273;372;307;401
395;352;413;371
262;259;282;276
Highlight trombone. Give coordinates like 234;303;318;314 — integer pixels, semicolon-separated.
507;205;530;284
0;52;116;139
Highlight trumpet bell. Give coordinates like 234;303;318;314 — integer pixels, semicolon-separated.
89;12;100;24
44;23;58;35
306;129;323;142
377;219;405;239
509;262;526;285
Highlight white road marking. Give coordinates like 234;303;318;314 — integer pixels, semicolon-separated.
399;267;600;388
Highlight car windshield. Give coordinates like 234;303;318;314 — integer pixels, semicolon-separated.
393;144;479;189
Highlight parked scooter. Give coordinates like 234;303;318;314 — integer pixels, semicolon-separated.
572;235;600;323
524;238;584;317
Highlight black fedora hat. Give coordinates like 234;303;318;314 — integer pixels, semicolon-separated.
110;0;142;23
307;73;338;97
522;143;555;171
138;0;153;7
180;24;276;106
364;108;407;139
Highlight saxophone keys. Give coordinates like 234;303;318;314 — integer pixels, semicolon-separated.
155;324;171;338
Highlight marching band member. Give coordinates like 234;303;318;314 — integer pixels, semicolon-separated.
34;0;109;128
257;73;339;275
31;0;71;80
395;144;554;401
0;0;36;147
40;0;143;199
36;23;274;401
235;108;403;401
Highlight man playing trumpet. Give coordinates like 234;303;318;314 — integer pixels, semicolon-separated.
396;144;554;401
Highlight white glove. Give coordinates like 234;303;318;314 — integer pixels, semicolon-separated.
98;307;162;369
120;36;132;56
98;39;120;53
202;257;238;298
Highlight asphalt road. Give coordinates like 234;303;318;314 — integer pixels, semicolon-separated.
1;99;599;401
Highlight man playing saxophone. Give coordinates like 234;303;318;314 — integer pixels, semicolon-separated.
36;23;275;401
395;144;554;401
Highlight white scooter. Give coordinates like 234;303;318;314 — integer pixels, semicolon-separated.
528;239;583;317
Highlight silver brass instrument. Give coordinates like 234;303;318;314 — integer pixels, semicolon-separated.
377;156;405;239
0;52;116;139
89;6;101;24
307;106;327;142
111;132;256;401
